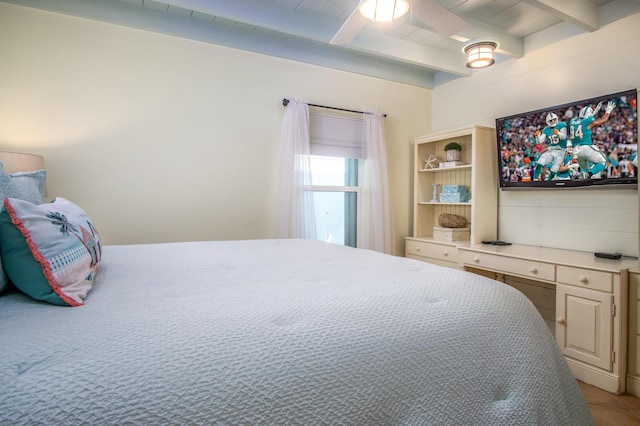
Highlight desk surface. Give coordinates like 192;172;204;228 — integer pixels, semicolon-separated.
460;243;639;273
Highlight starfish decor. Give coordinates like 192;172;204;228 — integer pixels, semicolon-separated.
424;153;439;169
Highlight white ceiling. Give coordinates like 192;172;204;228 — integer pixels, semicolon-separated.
5;0;640;88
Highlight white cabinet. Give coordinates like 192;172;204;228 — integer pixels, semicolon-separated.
556;284;613;371
404;126;638;394
457;243;635;394
627;268;640;396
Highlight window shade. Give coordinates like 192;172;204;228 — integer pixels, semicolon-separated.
309;112;366;159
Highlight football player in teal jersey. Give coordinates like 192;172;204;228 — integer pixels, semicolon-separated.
554;152;578;180
533;112;569;181
569;100;616;178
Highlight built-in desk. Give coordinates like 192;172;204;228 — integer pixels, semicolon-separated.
457;243;638;395
404;238;640;394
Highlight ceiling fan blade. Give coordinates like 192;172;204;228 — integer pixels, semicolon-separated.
411;0;467;36
330;7;368;45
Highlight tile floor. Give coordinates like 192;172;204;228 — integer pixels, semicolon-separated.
579;381;640;425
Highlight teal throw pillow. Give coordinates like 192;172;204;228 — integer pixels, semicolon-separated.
0;162;47;294
0;197;102;306
0;256;6;295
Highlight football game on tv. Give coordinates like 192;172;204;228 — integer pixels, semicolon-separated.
496;88;638;189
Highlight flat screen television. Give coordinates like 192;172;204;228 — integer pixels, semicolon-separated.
496;88;638;189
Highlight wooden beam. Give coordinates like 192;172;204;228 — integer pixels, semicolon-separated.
524;0;599;32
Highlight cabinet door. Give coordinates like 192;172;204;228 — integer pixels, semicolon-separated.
556;284;613;371
629;272;640;379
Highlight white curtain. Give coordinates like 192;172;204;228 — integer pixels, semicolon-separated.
358;111;394;254
273;99;316;239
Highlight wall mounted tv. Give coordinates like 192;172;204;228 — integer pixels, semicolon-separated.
496;88;638;189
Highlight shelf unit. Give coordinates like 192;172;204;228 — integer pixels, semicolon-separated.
411;125;498;244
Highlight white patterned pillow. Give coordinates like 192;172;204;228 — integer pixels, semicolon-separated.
0;197;102;306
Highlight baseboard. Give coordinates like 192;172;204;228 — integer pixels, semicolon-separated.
566;359;623;395
627;375;640;397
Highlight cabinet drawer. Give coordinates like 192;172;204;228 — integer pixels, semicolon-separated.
460;251;555;282
557;266;612;292
406;240;458;263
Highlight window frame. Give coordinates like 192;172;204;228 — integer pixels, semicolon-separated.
306;157;360;248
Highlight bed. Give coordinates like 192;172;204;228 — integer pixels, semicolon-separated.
0;236;594;425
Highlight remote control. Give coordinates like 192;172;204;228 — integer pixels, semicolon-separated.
481;240;512;246
594;252;622;260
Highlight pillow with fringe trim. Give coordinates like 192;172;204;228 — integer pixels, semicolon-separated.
0;197;102;306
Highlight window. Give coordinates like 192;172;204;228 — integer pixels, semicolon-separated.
277;101;390;252
307;112;365;248
308;156;358;247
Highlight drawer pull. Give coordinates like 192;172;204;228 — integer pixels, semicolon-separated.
530;267;538;274
557;317;566;325
416;247;421;252
579;275;588;284
443;251;449;257
473;257;480;263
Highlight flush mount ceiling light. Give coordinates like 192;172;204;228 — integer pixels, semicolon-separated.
462;40;499;69
359;0;410;23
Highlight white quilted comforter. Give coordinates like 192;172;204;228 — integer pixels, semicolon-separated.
0;239;593;425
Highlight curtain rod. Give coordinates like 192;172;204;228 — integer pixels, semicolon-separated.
282;98;387;118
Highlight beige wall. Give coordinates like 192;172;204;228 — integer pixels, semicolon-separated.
432;12;640;257
0;3;431;255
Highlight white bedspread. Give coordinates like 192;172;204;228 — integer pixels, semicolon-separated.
0;239;593;425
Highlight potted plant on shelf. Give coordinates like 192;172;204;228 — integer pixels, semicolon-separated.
444;142;462;162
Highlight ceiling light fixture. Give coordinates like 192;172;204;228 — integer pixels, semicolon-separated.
359;0;409;23
462;40;499;69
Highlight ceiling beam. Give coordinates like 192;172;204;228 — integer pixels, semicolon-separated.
162;0;332;41
1;0;442;87
161;0;470;75
350;29;470;76
523;0;599;32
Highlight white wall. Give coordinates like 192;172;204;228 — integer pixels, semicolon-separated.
432;12;640;257
0;3;431;255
